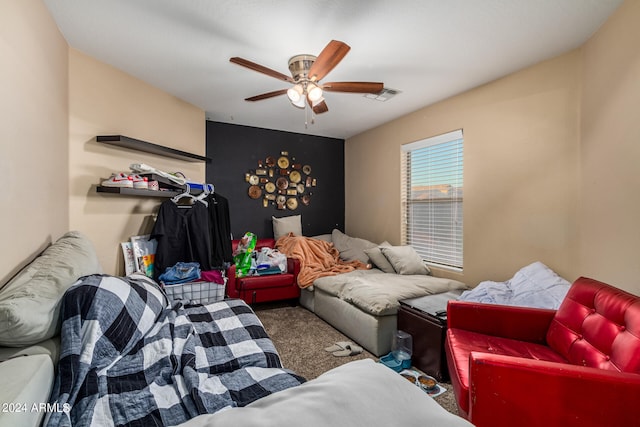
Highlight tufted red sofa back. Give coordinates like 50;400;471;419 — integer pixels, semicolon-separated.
546;277;640;373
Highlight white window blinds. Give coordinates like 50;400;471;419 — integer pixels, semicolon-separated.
401;130;463;270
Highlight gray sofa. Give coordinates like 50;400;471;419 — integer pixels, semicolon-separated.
0;231;101;427
300;230;469;356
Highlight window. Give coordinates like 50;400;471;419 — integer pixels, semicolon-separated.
401;130;463;270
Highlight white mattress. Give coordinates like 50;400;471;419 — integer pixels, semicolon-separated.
0;354;55;427
175;359;473;427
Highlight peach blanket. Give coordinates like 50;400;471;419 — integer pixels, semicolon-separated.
275;234;369;288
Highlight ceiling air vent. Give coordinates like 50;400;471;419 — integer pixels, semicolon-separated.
364;88;400;102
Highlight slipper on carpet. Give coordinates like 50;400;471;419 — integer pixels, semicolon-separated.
324;341;353;353
332;343;363;357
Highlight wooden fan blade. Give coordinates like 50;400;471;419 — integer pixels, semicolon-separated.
307;40;351;82
312;100;329;114
245;89;288;102
323;82;384;94
307;96;328;114
230;57;294;83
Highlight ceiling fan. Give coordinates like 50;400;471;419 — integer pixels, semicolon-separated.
230;40;383;115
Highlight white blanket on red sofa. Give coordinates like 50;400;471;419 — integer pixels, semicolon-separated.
458;262;570;309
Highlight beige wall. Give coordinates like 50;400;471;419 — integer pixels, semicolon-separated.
68;49;206;275
1;3;205;282
578;0;640;291
346;0;640;296
0;1;69;285
346;52;581;288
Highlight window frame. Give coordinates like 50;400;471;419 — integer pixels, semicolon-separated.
401;129;464;271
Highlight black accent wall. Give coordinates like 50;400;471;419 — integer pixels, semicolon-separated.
205;121;345;240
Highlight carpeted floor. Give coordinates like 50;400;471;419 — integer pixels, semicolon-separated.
253;302;459;416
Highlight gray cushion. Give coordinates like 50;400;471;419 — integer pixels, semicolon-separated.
380;245;431;275
0;337;60;364
272;215;302;240
0;231;103;347
364;242;396;273
310;234;332;243
331;229;377;264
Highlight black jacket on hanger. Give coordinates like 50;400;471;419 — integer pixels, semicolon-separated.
151;200;212;280
207;193;233;268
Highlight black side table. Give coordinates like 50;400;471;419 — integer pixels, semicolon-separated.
397;290;463;381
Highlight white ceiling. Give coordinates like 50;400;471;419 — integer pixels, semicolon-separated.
44;0;622;139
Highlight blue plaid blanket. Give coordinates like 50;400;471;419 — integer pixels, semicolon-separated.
45;274;305;427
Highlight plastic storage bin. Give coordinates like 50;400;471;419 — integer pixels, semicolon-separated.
163;280;226;305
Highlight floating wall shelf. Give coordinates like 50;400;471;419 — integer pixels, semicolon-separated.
95;173;204;198
96;135;211;163
96;186;181;198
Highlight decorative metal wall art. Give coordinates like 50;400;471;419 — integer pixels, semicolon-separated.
244;151;315;210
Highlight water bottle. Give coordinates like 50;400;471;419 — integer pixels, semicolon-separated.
392;330;412;363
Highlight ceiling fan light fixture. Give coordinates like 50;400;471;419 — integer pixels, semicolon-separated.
291;95;306;109
231;40;383;122
287;84;303;102
307;83;323;102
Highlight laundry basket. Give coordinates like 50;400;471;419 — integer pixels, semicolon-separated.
163;280;226;305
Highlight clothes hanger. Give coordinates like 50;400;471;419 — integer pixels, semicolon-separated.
204;183;218;204
193;184;212;207
171;183;197;208
171;183;214;207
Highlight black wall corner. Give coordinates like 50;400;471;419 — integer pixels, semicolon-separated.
205;121;345;240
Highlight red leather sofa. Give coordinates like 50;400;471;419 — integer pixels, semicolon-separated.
445;276;640;427
226;238;301;305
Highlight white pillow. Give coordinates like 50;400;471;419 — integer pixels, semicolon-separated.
331;229;377;264
0;231;103;347
272;215;302;240
380;245;431;275
364;242;395;273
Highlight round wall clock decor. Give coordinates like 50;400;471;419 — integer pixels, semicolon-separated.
244;151;316;210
